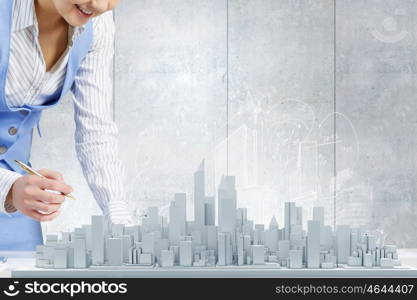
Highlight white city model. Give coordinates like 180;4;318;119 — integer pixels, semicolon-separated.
11;162;417;277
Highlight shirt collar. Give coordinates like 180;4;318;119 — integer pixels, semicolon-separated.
12;0;36;32
12;0;87;37
67;25;86;48
72;25;86;40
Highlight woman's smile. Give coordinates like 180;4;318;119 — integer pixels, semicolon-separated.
74;4;94;18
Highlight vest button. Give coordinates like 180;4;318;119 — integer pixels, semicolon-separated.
19;110;29;116
0;146;7;154
8;127;18;136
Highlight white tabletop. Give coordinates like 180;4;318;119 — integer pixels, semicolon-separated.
1;249;417;278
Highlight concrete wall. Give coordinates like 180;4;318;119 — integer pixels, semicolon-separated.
335;0;417;247
31;0;417;247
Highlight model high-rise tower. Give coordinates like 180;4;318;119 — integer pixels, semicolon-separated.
193;160;205;231
218;175;237;233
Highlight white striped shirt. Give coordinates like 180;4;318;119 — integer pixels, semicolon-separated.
0;0;133;225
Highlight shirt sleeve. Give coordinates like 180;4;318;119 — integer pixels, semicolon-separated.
70;12;134;225
0;168;22;215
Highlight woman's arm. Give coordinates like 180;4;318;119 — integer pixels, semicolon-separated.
0;169;22;214
71;12;133;225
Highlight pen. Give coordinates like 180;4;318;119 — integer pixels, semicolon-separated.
14;160;76;201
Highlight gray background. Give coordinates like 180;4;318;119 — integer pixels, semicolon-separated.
31;0;417;247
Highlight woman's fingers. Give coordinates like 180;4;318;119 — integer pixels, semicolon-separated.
39;190;65;204
24;199;61;214
22;184;66;204
29;175;73;196
37;168;64;181
32;188;66;204
28;209;60;222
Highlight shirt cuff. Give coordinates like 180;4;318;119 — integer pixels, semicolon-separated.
103;201;135;226
0;170;22;215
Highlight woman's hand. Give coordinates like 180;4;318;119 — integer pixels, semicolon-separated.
5;169;73;222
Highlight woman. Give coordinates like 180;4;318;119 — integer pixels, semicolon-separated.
0;0;132;251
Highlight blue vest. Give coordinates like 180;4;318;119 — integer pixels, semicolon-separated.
0;0;93;251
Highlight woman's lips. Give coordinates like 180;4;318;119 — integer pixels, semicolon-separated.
75;4;93;18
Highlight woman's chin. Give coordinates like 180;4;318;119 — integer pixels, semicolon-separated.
64;14;91;27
